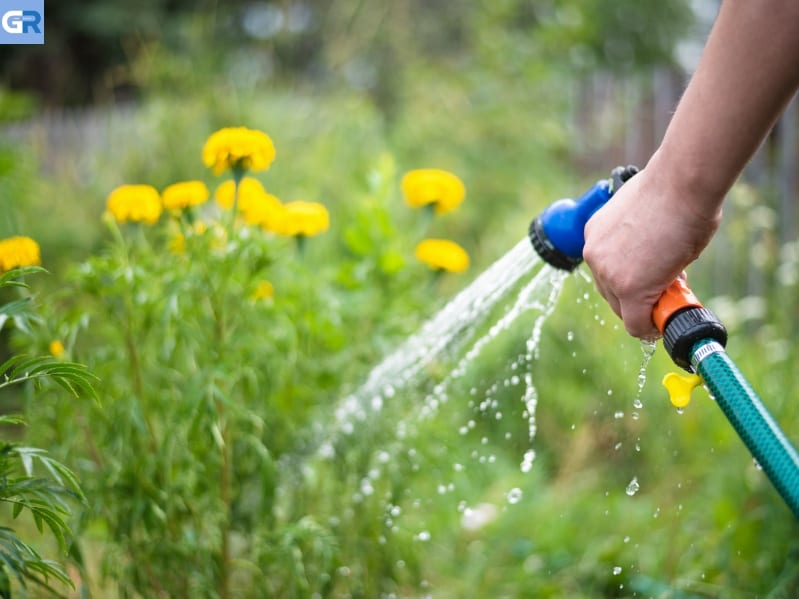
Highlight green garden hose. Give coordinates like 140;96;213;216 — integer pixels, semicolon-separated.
656;279;799;518
690;339;799;517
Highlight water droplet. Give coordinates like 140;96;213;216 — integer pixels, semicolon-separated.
520;449;535;473
631;412;640;420
623;535;630;543
633;398;643;409
567;331;574;341
626;477;640;496
676;407;684;415
506;487;523;504
416;531;431;542
614;411;624;419
612;566;622;575
753;458;763;470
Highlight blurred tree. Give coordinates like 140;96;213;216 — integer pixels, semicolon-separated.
1;0;692;109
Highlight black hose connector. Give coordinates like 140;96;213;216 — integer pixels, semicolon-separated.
662;307;728;371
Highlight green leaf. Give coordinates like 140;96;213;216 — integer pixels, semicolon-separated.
0;415;25;427
0;266;46;288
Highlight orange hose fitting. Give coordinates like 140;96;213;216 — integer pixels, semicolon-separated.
652;275;703;334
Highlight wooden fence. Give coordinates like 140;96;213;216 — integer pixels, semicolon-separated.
571;69;799;303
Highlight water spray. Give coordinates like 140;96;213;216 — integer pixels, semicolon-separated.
529;167;799;518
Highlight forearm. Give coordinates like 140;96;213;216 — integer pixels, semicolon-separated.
652;0;799;217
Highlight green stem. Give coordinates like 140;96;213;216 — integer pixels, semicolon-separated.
295;234;306;256
229;165;246;234
207;270;232;599
218;412;232;599
110;222;158;451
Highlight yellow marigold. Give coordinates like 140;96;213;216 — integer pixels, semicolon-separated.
250;280;275;301
202;126;276;176
401;168;465;215
106;184;163;225
242;191;282;228
0;236;41;273
162;180;209;211
215;177;266;209
414;239;470;273
49;340;65;358
272;201;330;237
215;178;283;226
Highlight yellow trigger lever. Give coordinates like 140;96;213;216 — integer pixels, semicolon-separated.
662;372;703;409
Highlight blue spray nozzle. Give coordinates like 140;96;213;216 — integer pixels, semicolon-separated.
529;165;639;271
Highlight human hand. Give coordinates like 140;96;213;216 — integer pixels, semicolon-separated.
582;165;722;339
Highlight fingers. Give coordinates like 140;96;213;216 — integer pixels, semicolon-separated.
618;298;661;341
591;275;660;340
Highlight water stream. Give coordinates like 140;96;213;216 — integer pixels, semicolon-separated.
311;232;672;594
328;237;566;452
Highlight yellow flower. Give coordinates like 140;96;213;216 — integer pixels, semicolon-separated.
242;192;282;227
401;169;465;215
162;180;209;211
215;177;262;210
250;280;275;301
0;236;41;273
414;239;470;273
169;221;209;254
169;233;186;254
106;184;163;224
214;178;283;227
214;177;265;209
272;201;330;237
49;340;65;358
202;126;276;176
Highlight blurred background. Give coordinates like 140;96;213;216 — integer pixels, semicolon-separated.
1;0;799;597
2;0;797;305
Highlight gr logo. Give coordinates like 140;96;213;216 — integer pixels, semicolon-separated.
0;0;44;44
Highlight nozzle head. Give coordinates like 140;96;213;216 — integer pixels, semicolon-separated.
528;216;582;272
